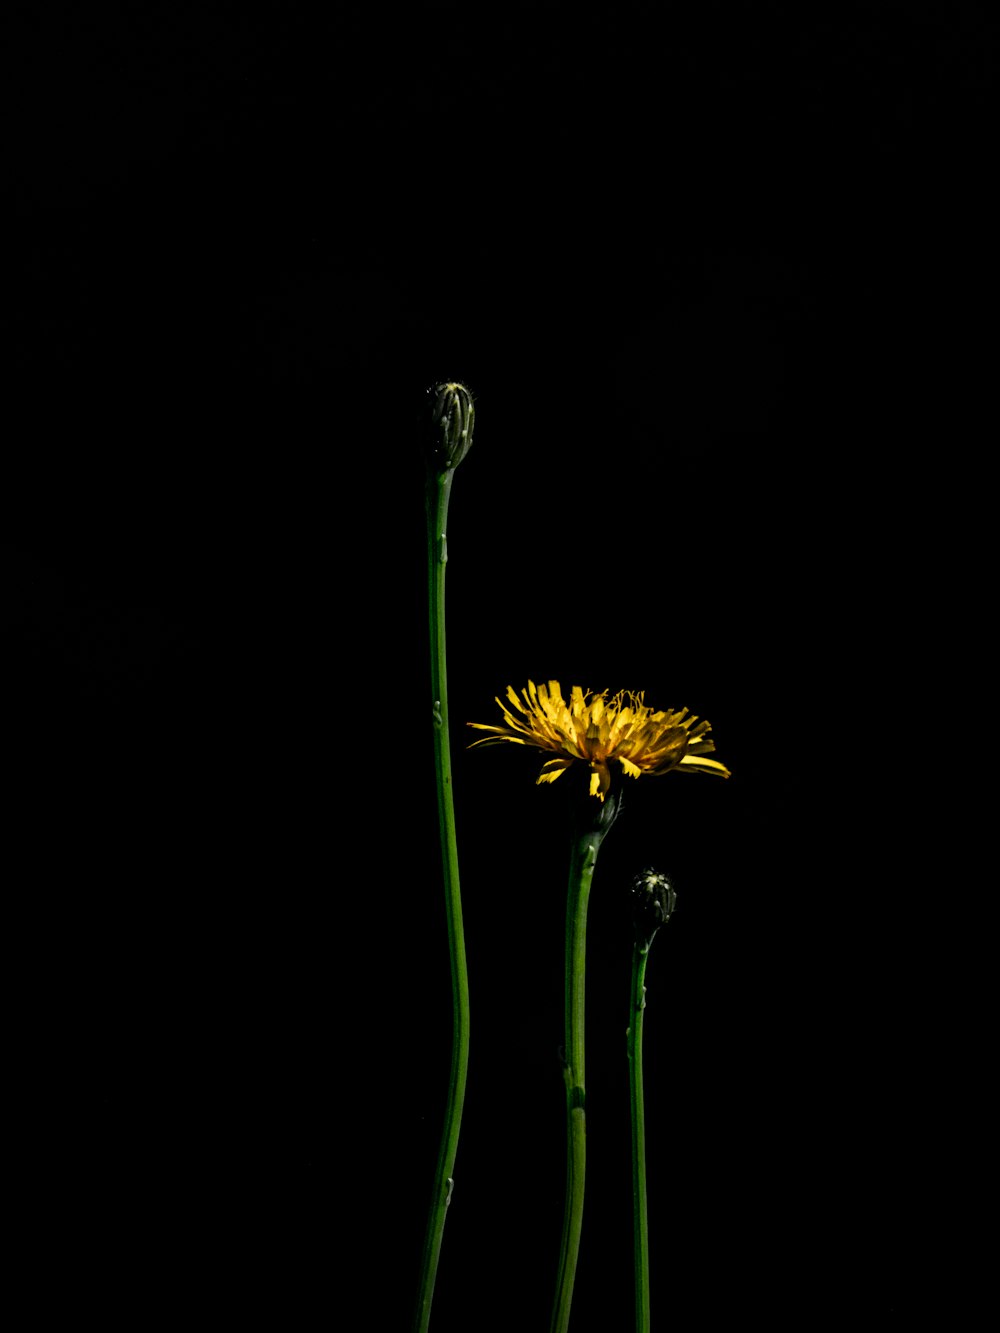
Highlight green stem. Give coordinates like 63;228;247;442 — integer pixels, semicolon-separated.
550;828;604;1333
414;468;471;1333
628;942;651;1333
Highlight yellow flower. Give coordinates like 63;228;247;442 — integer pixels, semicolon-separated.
468;680;731;800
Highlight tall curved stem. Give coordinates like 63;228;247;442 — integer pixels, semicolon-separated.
413;469;471;1333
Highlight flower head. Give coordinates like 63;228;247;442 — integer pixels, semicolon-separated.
468;680;730;800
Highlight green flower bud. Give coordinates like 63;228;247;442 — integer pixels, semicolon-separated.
427;382;475;471
630;868;676;949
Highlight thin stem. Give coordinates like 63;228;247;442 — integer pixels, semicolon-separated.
628;943;651;1333
550;828;604;1333
414;468;471;1333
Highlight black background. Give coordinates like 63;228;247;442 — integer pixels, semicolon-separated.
5;4;989;1327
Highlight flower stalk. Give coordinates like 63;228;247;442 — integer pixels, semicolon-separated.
550;795;619;1333
413;385;474;1333
627;870;677;1333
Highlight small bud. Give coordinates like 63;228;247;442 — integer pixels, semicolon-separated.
426;382;475;471
631;868;676;948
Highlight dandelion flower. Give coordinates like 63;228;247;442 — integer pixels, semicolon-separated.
468;680;730;800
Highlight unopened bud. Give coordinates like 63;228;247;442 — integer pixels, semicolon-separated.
631;868;676;948
427;382;475;471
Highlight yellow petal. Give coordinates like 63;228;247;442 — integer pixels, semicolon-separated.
588;763;611;800
677;755;731;778
467;734;532;749
505;684;529;714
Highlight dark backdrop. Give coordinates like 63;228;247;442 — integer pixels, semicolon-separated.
6;4;988;1327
